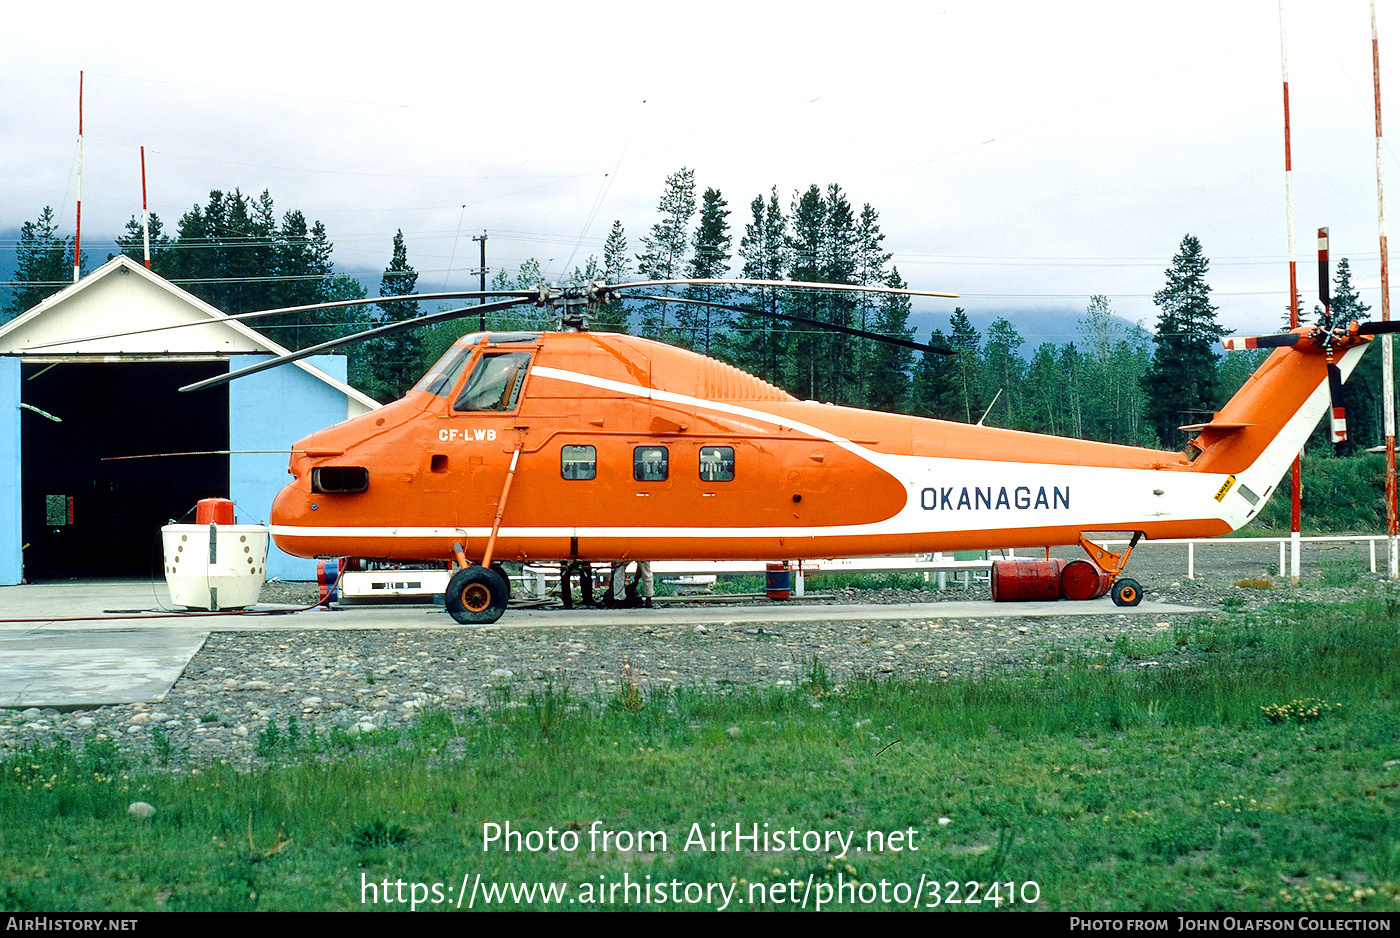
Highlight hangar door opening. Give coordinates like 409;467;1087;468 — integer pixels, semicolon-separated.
21;361;230;579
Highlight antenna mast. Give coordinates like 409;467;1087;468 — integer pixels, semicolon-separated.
140;146;151;270
73;71;83;283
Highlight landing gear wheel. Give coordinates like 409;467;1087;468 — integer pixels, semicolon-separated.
1111;578;1143;607
445;566;509;624
490;562;511;600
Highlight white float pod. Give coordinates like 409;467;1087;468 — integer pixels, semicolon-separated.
161;523;270;610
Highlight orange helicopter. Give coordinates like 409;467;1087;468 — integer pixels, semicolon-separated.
33;276;1389;623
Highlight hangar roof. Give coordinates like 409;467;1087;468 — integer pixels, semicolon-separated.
0;255;380;413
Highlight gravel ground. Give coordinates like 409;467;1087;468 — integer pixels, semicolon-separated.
0;540;1386;769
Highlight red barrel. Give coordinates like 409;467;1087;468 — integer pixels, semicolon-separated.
765;562;791;600
195;498;235;525
990;559;1064;602
1060;559;1113;600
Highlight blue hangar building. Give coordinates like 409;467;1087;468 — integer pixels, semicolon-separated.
0;256;381;584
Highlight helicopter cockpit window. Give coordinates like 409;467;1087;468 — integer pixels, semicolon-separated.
453;352;531;412
414;342;475;398
633;446;669;482
699;446;735;482
561;445;596;480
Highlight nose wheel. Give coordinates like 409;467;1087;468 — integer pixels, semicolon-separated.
445;565;509;624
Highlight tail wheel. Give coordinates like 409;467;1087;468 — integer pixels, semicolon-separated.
1111;578;1143;607
445;566;509;624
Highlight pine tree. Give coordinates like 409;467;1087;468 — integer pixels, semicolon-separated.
865;267;914;411
636;167;696;339
684;187;732;354
911;329;959;418
1060;342;1085;439
787;185;827;399
595;220;630;332
5;207;80;316
853;204;892;401
167;199;208;290
1024;343;1066;434
819;185;859;404
947;308;982;423
219;188;262;314
1078;295;1153;444
730;187;789;384
603;220;629;283
268;209;324;347
1141;235;1229;446
980;317;1026;426
357;230;423;403
165;189;336;321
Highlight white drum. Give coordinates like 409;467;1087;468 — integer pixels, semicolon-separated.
161;523;270;610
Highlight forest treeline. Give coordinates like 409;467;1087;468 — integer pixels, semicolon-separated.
5;168;1394;459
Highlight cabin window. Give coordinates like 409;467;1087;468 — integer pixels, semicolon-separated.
634;446;669;482
561;445;597;480
312;466;369;494
699;446;735;482
453;352;531;412
414;340;476;397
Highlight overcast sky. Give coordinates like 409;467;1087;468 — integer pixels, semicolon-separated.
4;0;1400;342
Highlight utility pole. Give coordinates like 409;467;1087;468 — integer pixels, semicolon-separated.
1280;0;1303;582
471;232;488;331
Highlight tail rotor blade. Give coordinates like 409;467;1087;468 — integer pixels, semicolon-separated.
1327;361;1348;444
1356;320;1400;335
1222;333;1303;351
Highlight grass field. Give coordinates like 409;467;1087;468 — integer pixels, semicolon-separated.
3;595;1400;912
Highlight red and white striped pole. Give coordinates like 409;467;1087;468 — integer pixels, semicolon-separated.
1281;0;1303;582
73;70;83;283
140;146;151;270
1372;0;1399;578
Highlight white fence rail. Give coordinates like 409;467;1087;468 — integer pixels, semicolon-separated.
1094;535;1395;578
513;535;1394;600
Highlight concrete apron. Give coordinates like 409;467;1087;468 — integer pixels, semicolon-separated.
0;581;219;709
0;627;209;709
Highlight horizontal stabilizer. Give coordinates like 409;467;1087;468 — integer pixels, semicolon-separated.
1177;421;1252;433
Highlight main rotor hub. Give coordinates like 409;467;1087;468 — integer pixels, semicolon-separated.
528;281;616;332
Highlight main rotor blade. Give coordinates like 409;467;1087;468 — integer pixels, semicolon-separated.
22;290;538;352
612;278;957;300
1221;333;1304;351
636;295;955;356
179;296;533;393
1356;320;1400;335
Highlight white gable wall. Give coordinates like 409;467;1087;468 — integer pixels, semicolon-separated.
0;265;269;355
